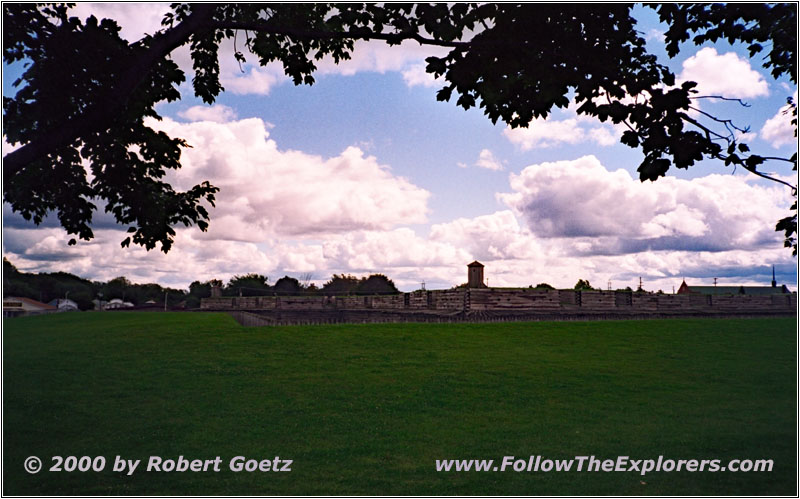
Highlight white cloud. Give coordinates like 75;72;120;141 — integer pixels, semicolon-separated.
150;116;430;240
587;127;618;146
497;155;791;254
677;47;769;98
760;95;798;148
430;211;538;261
402;62;441;88
645;28;665;43
503;118;620;150
317;39;448;77
69;3;169;41
475;149;504;171
3;226;279;288
178;105;238;123
220;64;286;96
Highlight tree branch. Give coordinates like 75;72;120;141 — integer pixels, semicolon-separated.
209;20;472;49
740;165;798;192
3;4;216;177
680;113;797;192
689;95;751;107
687;105;748;135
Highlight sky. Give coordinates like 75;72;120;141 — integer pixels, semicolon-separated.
2;4;798;292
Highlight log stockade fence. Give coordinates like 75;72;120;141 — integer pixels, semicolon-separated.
202;288;797;327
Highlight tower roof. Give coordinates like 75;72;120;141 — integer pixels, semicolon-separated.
467;260;484;267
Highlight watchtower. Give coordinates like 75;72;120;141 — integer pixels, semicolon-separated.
467;261;486;288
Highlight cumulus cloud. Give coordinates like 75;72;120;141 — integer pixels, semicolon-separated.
150;116;430;239
474;149;504;171
69;3;169;41
503;114;621;150
220;65;286;95
402;62;442;88
760;95;798;148
430;211;539;261
677;47;769;98
644;28;665;43
317;39;448;77
4;128;794;292
3;226;279;288
498;155;792;254
178;105;238;123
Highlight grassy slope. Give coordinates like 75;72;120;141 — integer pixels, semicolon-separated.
3;312;796;495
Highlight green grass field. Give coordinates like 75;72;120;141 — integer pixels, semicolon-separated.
3;312;796;495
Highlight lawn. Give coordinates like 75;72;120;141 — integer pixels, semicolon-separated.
3;312;796;495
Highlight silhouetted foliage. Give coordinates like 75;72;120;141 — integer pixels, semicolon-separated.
574;279;594;291
102;276;133;301
322;274;361;295
2;258;187;309
356;274;399;295
3;4;796;252
273;276;303;294
225;273;270;296
188;280;212;299
534;283;555;290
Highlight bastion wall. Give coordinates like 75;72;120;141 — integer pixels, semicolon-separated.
201;288;796;325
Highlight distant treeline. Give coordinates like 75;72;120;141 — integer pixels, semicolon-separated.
205;273;399;299
3;258;188;310
3;259;400;310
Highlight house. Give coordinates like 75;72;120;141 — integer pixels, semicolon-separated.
48;298;79;311
677;267;791;296
3;297;57;318
105;298;135;310
677;283;790;295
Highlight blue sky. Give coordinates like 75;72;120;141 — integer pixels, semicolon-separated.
3;4;798;292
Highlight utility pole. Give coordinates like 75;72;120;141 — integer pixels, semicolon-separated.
713;277;717;287
164;291;168;312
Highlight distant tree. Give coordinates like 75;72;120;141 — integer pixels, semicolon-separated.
45;270;99;307
534;282;555;290
102;276;132;301
186;278;222;307
4;279;37;300
225;273;269;296
574;279;594;291
273;276;302;294
3;257;19;276
188;280;212;299
68;290;95;310
322;274;361;295
356;274;399;294
3;260;98;307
